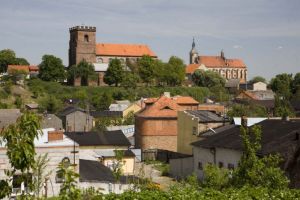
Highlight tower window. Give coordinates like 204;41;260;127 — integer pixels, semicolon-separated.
84;34;89;42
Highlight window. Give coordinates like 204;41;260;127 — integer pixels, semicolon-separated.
198;162;203;170
228;163;235;170
218;162;224;168
96;57;103;63
84;34;89;42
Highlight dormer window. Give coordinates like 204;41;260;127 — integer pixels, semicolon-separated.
84;34;89;42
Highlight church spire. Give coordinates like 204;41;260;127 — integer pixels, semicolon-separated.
192;37;195;49
190;37;198;64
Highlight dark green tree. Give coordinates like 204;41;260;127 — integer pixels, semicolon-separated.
104;58;124;86
249;76;267;84
76;60;97;86
138;55;157;85
274;95;295;118
0;49;16;72
192;70;225;88
38;55;66;82
270;73;293;99
14;57;30;65
164;56;185;86
39;95;63;113
121;72;140;89
292;73;300;95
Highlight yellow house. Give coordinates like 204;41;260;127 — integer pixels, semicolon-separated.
123;103;142;117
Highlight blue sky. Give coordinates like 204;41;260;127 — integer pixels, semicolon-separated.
0;0;299;80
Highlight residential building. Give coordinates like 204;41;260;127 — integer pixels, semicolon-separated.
109;100;142;117
68;26;157;86
58;106;93;132
64;130;135;175
0;128;79;198
7;65;39;78
177;110;227;155
0;109;21;131
186;39;247;83
135;93;199;152
198;103;226;116
190;119;300;187
40;114;63;130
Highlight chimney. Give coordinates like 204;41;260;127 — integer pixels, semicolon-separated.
48;131;64;142
241;116;247;127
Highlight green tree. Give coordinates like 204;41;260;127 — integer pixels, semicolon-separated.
112;150;125;183
0;112;41;198
164;56;185;86
58;163;81;200
274;95;295;118
14;57;30;65
104;58;124;86
227;104;268;118
232;125;289;189
76;60;97;86
0;49;16;72
138;55;157;85
192;70;225;88
121;72;140;89
15;95;23;109
270;73;293;99
39;95;63;113
249;76;267;84
39;55;66;82
91;92;113;111
292;73;300;95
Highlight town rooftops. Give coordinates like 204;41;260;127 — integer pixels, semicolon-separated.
90;110;123;118
58;106;85;116
185;110;225;123
191;119;300;157
96;43;157;57
236;90;275;101
64;130;131;146
7;65;38;73
0;109;21;130
79;159;137;183
138;95;199;118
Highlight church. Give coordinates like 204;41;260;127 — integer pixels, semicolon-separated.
186;39;247;83
68;26;157;86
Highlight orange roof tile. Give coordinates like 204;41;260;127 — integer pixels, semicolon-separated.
186;64;201;74
7;65;30;73
138;95;199;118
29;66;39;72
96;43;157;57
198;56;246;69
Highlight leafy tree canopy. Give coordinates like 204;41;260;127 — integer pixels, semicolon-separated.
0;49;29;72
192;70;226;88
138;55;157;85
38;54;66;82
249;76;267;84
104;58;124;86
269;73;293;99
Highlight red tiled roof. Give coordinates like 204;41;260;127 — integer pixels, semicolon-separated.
186;64;201;74
96;43;157;57
7;65;38;73
198;56;246;69
138;95;199;118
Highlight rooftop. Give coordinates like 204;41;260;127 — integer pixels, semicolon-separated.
64;130;131;146
191;119;300;157
185;110;225;123
96;43;157;57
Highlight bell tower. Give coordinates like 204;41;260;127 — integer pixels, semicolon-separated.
69;26;96;67
189;37;198;64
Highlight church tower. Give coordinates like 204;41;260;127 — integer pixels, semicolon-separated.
189;38;198;64
69;26;97;67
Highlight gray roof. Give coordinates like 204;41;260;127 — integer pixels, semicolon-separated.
191;119;300;157
225;79;240;88
41;114;63;130
58;106;85;116
0;109;21;129
185;110;224;122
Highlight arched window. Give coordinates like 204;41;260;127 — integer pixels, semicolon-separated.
84;34;89;42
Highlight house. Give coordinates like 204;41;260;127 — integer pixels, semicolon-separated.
224;79;241;93
68;26;157;86
40;114;63;130
186;39;247;83
236;90;275;101
7;65;39;79
0;109;21;131
64;130;135;175
239;81;267;91
109;100;142;117
0;128;79;198
198;103;226;116
58;106;93;132
177;110;227;155
135;93;199;152
190;118;300;187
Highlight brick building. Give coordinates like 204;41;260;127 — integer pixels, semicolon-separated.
135;93;199;152
186;38;248;83
68;26;157;86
